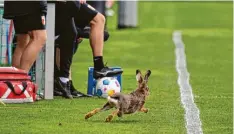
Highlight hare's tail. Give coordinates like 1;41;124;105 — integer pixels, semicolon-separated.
107;93;122;105
107;96;118;105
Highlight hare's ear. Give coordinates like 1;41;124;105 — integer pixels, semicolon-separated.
136;69;143;83
144;70;151;82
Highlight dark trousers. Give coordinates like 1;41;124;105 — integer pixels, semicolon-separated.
55;2;78;78
55;2;99;78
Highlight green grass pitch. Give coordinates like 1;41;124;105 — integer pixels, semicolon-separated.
0;2;232;134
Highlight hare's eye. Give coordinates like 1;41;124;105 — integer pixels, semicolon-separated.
147;86;149;90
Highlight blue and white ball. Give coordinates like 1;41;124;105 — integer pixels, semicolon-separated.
95;77;121;98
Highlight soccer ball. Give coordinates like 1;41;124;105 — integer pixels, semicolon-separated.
95;77;121;98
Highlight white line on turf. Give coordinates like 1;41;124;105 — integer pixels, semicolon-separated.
172;31;203;134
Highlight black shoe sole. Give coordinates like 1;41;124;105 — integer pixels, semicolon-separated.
94;70;123;79
72;94;93;98
54;90;63;96
71;90;93;98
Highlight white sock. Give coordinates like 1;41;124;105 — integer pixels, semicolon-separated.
59;77;69;83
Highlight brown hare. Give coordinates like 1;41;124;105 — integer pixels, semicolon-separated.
85;69;151;122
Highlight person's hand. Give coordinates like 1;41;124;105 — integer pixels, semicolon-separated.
106;0;115;8
79;0;86;4
77;38;83;44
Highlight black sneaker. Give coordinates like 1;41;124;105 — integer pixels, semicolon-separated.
54;78;73;99
54;89;63;96
69;80;92;98
93;66;123;79
54;77;63;96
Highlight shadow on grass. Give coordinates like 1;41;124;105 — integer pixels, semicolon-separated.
86;119;141;124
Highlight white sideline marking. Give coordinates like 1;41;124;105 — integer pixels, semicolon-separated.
172;31;203;134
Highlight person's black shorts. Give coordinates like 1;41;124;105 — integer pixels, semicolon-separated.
73;3;98;29
13;13;46;34
55;2;98;36
87;1;106;16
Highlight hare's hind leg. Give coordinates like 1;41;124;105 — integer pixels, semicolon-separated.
105;110;120;122
85;108;101;120
85;102;113;120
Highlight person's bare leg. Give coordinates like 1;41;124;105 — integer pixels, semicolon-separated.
89;13;106;73
20;30;47;72
89;13;105;57
89;12;122;79
12;34;30;68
